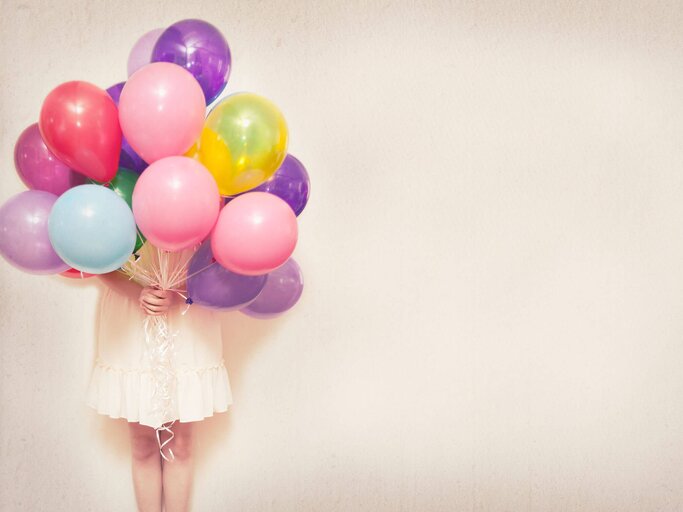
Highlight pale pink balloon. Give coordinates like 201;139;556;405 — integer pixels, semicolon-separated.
211;192;298;276
127;28;165;77
119;62;205;164
132;156;220;252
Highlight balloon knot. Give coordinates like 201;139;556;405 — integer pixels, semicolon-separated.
186;297;193;305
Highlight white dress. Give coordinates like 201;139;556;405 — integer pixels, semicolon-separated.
85;244;233;428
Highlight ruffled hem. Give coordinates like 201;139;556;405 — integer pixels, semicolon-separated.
85;358;233;428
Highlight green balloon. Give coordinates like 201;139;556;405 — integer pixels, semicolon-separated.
90;167;146;253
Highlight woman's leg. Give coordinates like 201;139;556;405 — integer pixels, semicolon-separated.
162;421;195;512
128;422;163;512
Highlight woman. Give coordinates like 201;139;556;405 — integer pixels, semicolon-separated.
85;244;232;512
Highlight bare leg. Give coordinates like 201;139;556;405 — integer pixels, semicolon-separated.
128;422;163;512
162;421;195;512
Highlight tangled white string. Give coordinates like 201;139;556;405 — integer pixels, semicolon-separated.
118;245;204;462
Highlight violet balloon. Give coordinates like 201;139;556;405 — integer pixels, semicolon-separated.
250;155;310;216
106;82;148;174
240;258;304;319
14;124;86;194
0;191;69;274
186;241;266;311
127;28;165;77
151;19;231;104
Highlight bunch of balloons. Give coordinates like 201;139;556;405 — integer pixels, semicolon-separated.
0;19;309;319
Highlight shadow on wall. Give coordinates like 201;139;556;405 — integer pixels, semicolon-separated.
80;285;283;466
194;313;283;466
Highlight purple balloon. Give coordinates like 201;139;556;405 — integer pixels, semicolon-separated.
240;258;304;319
187;241;266;311
0;191;69;274
14;124;86;195
151;19;231;104
250;155;310;216
106;82;148;174
127;28;165;77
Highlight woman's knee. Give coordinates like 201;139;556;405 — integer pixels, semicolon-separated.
129;424;159;462
169;425;194;461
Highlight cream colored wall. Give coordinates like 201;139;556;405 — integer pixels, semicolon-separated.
2;1;683;510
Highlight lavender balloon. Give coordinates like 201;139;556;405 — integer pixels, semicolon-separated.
106;83;148;174
127;28;165;77
151;19;231;104
187;241;266;311
240;258;304;319
0;191;69;274
14;124;86;194
250;155;310;216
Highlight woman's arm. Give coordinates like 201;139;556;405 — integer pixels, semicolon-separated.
97;270;143;299
98;271;180;315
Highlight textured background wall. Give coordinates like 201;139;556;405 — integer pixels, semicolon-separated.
2;1;683;510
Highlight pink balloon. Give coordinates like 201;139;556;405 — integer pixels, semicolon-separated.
119;62;205;164
132;156;220;252
211;192;298;276
127;28;165;77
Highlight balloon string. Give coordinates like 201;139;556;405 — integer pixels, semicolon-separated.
118;244;197;458
169;261;216;290
156;420;176;462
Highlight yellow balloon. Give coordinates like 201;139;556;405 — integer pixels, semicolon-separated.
196;92;288;196
184;141;200;160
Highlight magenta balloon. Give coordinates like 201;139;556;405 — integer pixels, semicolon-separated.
14;124;86;194
0;190;69;274
132;156;220;252
240;258;303;319
127;28;165;77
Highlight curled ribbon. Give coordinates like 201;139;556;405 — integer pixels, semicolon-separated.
156;420;177;462
118;245;213;461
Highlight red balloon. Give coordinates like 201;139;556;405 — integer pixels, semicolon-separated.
60;268;95;279
39;81;122;183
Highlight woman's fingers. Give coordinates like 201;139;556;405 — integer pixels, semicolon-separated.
142;294;170;306
138;287;174;315
140;303;166;315
142;302;167;311
148;289;170;299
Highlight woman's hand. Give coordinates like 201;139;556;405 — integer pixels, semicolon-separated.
138;287;178;316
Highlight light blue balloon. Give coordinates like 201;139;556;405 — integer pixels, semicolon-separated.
48;184;137;274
